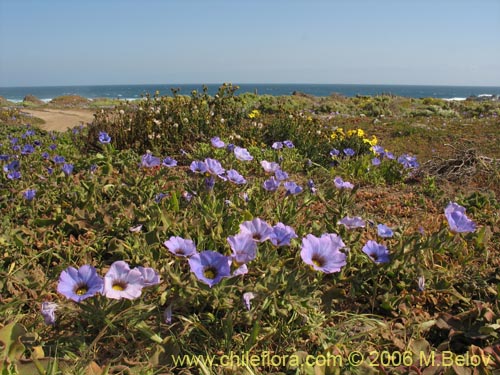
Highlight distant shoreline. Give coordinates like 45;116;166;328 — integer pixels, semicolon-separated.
1;83;500;103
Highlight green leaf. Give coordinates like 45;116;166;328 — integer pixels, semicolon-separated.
0;322;27;363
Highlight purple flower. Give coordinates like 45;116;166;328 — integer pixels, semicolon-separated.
239;218;273;242
307;179;317;194
418;276;426;292
49;144;57;151
23;189;36;201
41;302;58;325
300;233;347;273
243;292;255;311
57;265;104;302
226;143;235;152
135;266;161;287
284;181;302;195
10;137;18;145
334;176;354;189
372;145;385;156
21;144;35;154
232;263;248;276
272;141;283;150
330;149;340;157
398;154;419;169
362;240;390;264
62;163;74;176
3;160;20;172
98;131;111;144
164;303;173;324
261;160;280;173
263;176;280;191
163;236;197;257
275;169;289;181
227;169;247;184
141;153;161;168
53;155;65;164
211;136;225;148
103;261;145;300
269;223;298;247
343;148;355;157
182;191;193;201
444;202;476;233
24;129;35;137
377;224;394;238
338;216;365;229
154;193;168;203
188;251;232;288
227;233;257;264
190;160;207;174
7;171;21;180
205;176;215;190
234;146;253;161
385;152;395;160
162;157;177;167
371;157;381;166
0;154;9;161
283;140;294;148
41;152;49;159
205;158;226;178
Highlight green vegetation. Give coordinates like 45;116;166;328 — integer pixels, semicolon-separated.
1;86;499;374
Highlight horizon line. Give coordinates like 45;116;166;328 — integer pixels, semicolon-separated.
2;82;500;89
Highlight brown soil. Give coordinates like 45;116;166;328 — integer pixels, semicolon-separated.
22;108;95;132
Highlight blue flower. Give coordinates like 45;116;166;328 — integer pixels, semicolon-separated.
98;131;111;144
211;136;225;148
283;140;294;148
154;193;168;203
239;218;273;242
140;153;161;168
227;233;257;265
190;160;207;174
23;189;36;201
377;224;394;238
372;157;381;166
307;179;317;194
21;144;35;155
162;157;177;167
53;155;65;164
444;202;476;233
62;163;74;176
272;141;283;150
227;169;247;184
330;149;340;157
284;181;302;195
226;143;235;152
7;171;21;180
338;216;365;229
334;176;354;189
41;152;49;159
234;146;253;161
301;233;347;273
343;148;355;157
372;145;385;156
205;158;226;178
40;302;57;325
163;236;197;257
261;160;280;173
57;265;104;302
263;176;280;191
398;154;419;169
3;160;20;173
188;251;232;288
362;240;390;264
275;169;289;181
269;223;297;247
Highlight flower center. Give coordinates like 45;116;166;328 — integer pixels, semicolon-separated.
112;281;127;291
74;284;88;296
369;252;378;261
312;255;325;268
175;248;185;255
203;267;217;280
252;233;261;241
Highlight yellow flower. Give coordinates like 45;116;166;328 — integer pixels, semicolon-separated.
248;109;261;119
347;129;356;137
357;129;365;138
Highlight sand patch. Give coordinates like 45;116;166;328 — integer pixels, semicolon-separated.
22;108;95;132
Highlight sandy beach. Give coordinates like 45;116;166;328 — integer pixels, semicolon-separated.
22;108;95;131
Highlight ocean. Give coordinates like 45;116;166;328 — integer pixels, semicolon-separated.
1;83;500;102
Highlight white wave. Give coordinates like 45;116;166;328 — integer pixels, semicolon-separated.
442;97;467;101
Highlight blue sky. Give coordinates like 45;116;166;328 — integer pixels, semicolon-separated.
1;0;499;87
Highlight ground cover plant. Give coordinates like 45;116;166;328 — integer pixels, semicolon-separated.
1;86;499;374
